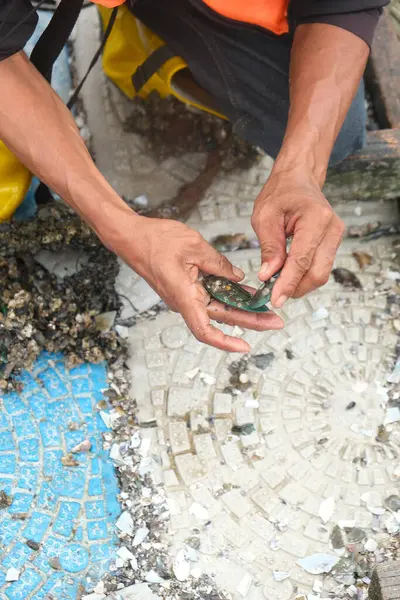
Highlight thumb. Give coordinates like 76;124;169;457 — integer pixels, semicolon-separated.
254;210;287;281
196;245;245;281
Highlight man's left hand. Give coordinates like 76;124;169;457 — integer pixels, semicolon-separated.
251;168;345;308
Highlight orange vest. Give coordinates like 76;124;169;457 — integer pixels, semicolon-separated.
202;0;290;34
91;0;290;35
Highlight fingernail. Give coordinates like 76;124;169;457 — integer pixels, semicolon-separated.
233;266;245;279
275;295;288;308
259;262;269;277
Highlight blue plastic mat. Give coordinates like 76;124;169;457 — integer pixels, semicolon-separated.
0;353;120;600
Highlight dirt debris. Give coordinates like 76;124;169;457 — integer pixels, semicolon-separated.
0;204;125;390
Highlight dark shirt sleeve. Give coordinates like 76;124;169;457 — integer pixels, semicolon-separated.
0;0;38;61
290;0;390;46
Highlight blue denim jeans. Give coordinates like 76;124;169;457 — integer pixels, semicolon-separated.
132;0;366;165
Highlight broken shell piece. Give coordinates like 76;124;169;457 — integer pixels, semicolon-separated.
61;454;79;467
71;439;92;454
273;571;290;582
185;367;200;380
236;573;252;596
94;311;117;333
48;557;61;570
145;570;164;584
132;526;149;546
173;549;190;581
364;538;378;552
384;406;400;425
6;568;20;582
116;546;135;563
319;497;335;524
297;553;339;575
352;251;373;269
116;511;134;536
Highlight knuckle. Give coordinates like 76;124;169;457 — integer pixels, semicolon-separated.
318;205;333;222
334;218;346;237
260;241;278;257
291;253;313;273
309;271;329;288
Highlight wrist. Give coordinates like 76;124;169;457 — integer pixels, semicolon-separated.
273;140;328;188
66;172;142;250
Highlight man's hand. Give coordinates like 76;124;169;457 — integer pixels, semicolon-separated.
251;23;368;307
99;210;284;352
251;169;345;307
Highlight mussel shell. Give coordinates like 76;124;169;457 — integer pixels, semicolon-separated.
203;276;269;313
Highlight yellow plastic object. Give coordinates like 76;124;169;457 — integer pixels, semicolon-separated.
0;141;32;222
98;4;226;119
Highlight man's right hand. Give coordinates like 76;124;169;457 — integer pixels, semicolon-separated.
98;209;284;352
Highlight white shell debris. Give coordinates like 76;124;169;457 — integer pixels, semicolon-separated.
188;502;209;520
185;545;198;562
99;410;111;428
384;406;400;425
112;582;160;599
116;511;134;536
185;367;200;380
110;443;124;464
199;372;217;385
82;594;105;600
94;582;105;594
6;568;20;582
387;358;400;383
297;553;339;575
244;397;259;408
117;546;136;562
115;325;130;339
319;497;335;524
236;573;252;596
94;310;117;332
133;194;149;208
364;538;378;552
71;439;92;453
131;431;141;448
173;549;191;581
133;526;149;546
145;570;164;584
273;571;290;582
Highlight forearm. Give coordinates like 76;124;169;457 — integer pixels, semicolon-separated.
274;23;369;186
0;51;137;240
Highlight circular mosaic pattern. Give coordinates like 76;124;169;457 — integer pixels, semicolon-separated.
0;353;120;600
129;241;400;598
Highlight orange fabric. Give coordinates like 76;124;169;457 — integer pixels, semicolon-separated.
91;0;125;7
202;0;289;35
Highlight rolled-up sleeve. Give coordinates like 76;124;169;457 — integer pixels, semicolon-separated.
290;0;391;47
0;0;38;61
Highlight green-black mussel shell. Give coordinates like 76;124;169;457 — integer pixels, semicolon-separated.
203;276;269;313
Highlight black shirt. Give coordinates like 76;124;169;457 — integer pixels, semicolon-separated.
0;0;390;62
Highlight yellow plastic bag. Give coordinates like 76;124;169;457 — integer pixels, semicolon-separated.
0;5;225;223
98;4;225;119
0;143;32;222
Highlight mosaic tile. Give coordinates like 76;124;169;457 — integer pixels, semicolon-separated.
0;353;120;599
